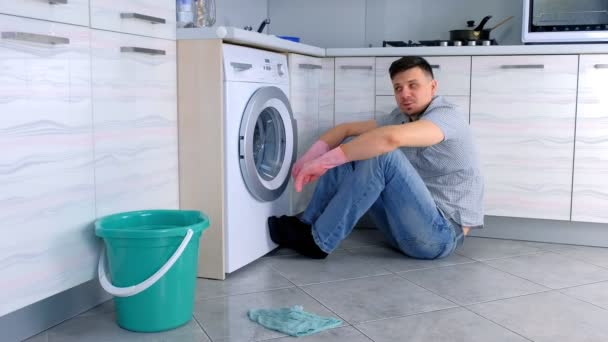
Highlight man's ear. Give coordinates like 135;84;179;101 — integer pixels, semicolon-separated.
431;79;438;95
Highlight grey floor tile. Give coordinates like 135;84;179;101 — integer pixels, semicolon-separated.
399;262;548;305
195;259;294;300
356;307;529;342
468;291;608;342
262;326;372;342
42;312;209;342
560;281;608;309
541;244;608;268
483;252;608;289
300;274;456;324
193;287;344;342
456;237;547;261
266;251;391;286
340;227;388;249
23;332;48;342
347;245;475;273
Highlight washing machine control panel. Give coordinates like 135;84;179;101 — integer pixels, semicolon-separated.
223;44;289;84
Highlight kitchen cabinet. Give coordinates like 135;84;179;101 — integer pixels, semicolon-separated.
0;0;89;27
470;55;578;220
90;0;176;40
0;14;95;317
91;29;179;217
375;56;471;122
572;54;608;223
334;57;375;125
288;54;334;214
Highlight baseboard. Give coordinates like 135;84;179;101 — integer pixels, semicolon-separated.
470;216;608;247
0;279;111;342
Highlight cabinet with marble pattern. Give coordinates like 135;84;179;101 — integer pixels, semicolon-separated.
0;0;89;27
572;54;608;223
375;56;471;123
287;53;334;214
470;55;578;220
0;14;95;317
90;29;179;217
334;57;375;125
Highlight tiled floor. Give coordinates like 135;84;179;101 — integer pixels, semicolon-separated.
25;228;608;342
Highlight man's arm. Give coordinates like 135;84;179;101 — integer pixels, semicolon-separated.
340;120;444;161
319;120;378;148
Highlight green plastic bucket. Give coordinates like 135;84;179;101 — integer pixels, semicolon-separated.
95;210;209;332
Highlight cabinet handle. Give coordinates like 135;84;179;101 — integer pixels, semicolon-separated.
430;64;440;69
120;13;166;24
230;62;253;70
1;31;69;45
594;64;608;69
120;46;166;55
47;0;67;4
299;63;322;70
340;65;373;70
500;64;544;69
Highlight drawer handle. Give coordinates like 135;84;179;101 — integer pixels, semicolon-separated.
120;12;166;25
430;64;440;69
594;64;608;69
1;31;69;45
500;64;544;69
47;0;68;4
230;62;253;70
120;46;166;55
340;65;373;70
299;63;322;70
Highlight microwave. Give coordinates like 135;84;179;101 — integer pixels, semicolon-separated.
522;0;608;43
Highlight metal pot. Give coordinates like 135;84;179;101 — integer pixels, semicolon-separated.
449;15;492;41
449;15;514;42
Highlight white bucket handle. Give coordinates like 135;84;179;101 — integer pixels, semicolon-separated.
98;228;193;297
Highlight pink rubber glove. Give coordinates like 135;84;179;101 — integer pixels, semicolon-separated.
292;140;330;180
295;146;349;192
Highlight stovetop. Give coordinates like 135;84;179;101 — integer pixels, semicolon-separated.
382;39;498;47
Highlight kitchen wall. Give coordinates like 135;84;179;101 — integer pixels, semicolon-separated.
268;0;523;47
216;0;269;32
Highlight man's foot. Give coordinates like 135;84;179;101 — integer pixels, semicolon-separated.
267;215;328;259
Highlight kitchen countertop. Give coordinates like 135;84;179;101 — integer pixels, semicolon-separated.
178;26;608;57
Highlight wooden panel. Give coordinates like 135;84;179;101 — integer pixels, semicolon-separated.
91;30;178;217
0;15;95;316
376;56;471;96
335;57;375;125
572;54;608;223
177;39;225;280
319;58;335;135
471;55;578;220
0;0;89;26
90;0;176;40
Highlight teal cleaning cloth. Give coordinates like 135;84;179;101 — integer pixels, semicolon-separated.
248;305;342;337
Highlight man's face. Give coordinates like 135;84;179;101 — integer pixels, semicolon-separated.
391;67;437;117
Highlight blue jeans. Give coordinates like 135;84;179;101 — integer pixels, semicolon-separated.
300;150;464;259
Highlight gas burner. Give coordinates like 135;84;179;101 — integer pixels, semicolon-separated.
382;39;499;47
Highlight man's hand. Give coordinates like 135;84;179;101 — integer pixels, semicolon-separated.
294;146;349;192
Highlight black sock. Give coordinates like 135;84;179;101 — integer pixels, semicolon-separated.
268;215;328;259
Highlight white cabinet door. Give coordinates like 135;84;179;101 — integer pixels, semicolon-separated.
471;55;578;220
335;57;375;125
90;0;176;40
376;56;471;96
91;30;178;217
0;0;89;26
572;55;608;223
319;58;335;136
0;15;95;316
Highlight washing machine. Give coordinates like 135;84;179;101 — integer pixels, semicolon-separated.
222;44;297;273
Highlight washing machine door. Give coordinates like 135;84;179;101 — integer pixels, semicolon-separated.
239;86;297;202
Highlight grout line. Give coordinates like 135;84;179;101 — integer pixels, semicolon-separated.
460;306;535;342
192;315;214;342
558;285;608;312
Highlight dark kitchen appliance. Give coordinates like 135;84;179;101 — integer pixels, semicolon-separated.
382;39;498;47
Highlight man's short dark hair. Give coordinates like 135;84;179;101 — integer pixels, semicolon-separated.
389;56;434;80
